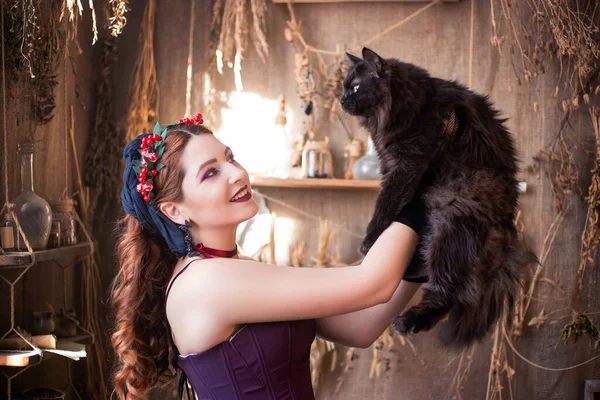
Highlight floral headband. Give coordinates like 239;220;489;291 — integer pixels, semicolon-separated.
133;113;204;202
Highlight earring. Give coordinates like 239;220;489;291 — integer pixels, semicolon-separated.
179;219;200;257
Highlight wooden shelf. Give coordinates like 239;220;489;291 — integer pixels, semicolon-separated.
250;176;381;190
0;335;92;368
0;242;93;268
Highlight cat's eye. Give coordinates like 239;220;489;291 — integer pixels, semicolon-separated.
353;84;360;93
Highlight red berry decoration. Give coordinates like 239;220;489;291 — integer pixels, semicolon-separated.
144;195;151;202
140;159;147;167
151;169;158;176
147;153;158;162
192;113;204;124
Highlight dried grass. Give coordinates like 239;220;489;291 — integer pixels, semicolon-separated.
124;0;159;143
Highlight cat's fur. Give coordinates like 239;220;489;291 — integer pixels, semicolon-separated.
341;48;537;349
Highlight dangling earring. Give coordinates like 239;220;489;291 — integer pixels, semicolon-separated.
179;219;200;257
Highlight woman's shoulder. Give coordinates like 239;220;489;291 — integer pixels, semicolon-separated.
167;254;257;299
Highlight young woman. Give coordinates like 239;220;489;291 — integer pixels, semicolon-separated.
111;114;427;399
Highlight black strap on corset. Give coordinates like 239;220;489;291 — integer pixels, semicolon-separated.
164;258;202;399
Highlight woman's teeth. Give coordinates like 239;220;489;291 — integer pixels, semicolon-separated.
230;188;248;201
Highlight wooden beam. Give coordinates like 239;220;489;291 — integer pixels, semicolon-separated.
272;0;458;3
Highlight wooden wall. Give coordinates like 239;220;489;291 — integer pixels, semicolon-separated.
0;10;97;398
101;1;600;399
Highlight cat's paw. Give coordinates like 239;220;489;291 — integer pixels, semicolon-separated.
359;237;374;255
392;314;420;335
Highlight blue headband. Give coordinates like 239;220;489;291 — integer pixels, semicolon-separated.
120;130;187;258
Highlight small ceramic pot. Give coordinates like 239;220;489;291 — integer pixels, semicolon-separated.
31;311;54;335
22;388;66;400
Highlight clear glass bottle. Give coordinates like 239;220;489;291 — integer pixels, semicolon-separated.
12;142;52;250
1;213;16;251
352;136;381;180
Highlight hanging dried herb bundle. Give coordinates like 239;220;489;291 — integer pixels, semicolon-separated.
491;0;600;102
107;0;129;37
124;0;159;143
214;0;269;91
322;55;349;114
3;0;67;124
560;312;600;348
578;106;600;288
84;33;122;216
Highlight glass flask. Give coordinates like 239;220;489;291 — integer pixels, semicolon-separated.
12;142;52;250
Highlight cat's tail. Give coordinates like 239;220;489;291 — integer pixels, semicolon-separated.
437;229;537;349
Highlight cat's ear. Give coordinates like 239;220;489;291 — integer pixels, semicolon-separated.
346;52;362;65
362;47;383;73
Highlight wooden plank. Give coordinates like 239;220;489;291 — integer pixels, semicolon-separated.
0;242;92;267
250;175;381;190
0;334;56;350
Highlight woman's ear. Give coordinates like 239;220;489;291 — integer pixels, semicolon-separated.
159;202;186;225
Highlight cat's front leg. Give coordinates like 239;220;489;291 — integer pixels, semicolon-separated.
360;170;423;254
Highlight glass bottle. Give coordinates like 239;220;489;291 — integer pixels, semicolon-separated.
352;136;381;180
1;213;16;251
12;142;52;250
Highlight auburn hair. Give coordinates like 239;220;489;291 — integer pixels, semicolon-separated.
111;124;212;399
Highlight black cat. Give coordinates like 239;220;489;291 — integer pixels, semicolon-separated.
341;48;536;349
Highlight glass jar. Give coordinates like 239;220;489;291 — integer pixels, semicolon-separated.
343;138;365;179
302;137;333;179
352;136;381;180
47;221;61;248
12;143;52;250
1;213;16;251
49;199;77;246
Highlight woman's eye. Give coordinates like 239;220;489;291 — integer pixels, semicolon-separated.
353;84;360;93
202;168;218;181
228;154;236;163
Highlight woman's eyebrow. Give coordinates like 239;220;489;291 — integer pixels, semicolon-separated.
196;158;216;179
196;148;233;179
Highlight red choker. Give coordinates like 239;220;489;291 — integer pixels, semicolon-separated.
193;242;238;259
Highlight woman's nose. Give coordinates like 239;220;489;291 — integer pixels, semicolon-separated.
227;163;245;184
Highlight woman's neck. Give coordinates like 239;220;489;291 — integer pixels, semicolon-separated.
192;226;238;252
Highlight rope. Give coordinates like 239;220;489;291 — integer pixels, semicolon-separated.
257;191;364;239
1;3;7;205
468;0;475;87
64;49;69;197
184;0;195;117
286;0;442;56
502;325;600;372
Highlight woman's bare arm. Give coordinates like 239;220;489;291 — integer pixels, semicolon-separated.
170;222;418;327
315;279;422;348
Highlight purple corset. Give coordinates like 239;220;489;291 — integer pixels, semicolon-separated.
177;319;316;400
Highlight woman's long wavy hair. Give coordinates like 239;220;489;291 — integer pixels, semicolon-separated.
111;124;212;399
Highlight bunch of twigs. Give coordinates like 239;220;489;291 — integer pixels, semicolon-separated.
124;0;159;143
83;4;123;218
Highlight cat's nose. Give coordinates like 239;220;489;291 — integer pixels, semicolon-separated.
340;95;347;105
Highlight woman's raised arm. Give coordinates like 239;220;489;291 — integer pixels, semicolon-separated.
171;222;419;327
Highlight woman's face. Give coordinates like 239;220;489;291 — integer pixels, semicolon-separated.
177;134;258;230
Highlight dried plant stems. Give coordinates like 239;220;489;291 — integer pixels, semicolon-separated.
124;0;159;143
107;0;128;37
84;28;122;217
578;106;600;290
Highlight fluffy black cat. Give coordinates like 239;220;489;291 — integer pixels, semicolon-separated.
341;47;536;349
